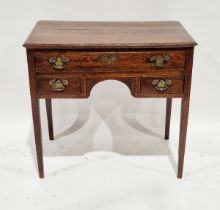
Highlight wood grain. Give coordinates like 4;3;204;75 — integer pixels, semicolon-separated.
177;48;194;178
37;77;83;96
23;21;197;49
140;77;184;95
33;50;186;73
24;21;196;178
165;98;172;140
45;99;54;140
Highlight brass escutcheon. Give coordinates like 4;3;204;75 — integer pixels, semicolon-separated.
48;56;69;70
149;55;171;69
49;79;69;92
96;54;119;64
152;79;172;92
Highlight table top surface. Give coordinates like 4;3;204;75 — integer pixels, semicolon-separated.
23;21;197;49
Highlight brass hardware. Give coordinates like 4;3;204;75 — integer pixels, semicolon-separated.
96;54;119;64
152;79;172;92
49;79;68;92
48;56;69;70
149;55;171;69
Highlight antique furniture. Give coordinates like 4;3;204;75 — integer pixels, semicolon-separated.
23;21;197;178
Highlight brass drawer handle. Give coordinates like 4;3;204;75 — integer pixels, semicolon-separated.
96;54;119;64
49;79;68;92
149;55;171;69
48;56;69;70
152;79;172;92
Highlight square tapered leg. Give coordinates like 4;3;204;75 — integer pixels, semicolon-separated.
45;99;54;140
178;96;190;178
165;98;172;140
31;97;44;178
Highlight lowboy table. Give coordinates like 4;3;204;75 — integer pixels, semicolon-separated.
23;21;197;178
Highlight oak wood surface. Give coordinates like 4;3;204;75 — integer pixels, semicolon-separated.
26;50;44;178
23;21;197;49
140;77;184;94
33;50;186;73
24;21;196;178
165;98;172;140
177;48;194;178
37;77;83;95
45;99;54;140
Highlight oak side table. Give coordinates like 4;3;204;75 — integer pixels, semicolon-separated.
23;21;197;178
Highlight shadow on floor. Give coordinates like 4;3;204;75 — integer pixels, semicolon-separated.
26;100;177;177
26;80;177;177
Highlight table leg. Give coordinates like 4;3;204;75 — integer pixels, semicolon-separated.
45;99;54;140
165;98;172;140
178;96;190;178
31;97;44;178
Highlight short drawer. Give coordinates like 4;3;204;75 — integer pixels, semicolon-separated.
140;77;184;95
36;77;83;96
33;50;186;73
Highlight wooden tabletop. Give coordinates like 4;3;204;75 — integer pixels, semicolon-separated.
23;21;197;49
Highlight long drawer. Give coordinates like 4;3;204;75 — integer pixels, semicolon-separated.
33;50;186;73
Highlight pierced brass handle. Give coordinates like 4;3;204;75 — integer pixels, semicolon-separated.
96;54;119;64
149;55;171;69
48;56;69;70
49;79;68;92
152;79;172;92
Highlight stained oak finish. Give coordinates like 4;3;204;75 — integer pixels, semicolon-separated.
33;50;186;73
24;21;196;49
37;77;83;96
24;21;196;178
45;99;54;140
140;77;184;95
165;98;172;140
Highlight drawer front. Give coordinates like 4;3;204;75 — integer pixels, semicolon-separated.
33;50;186;73
37;77;83;96
140;77;184;94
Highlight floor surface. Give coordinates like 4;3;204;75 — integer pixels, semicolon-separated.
0;99;220;210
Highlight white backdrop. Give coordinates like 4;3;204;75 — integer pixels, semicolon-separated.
0;0;219;144
0;1;220;210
